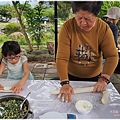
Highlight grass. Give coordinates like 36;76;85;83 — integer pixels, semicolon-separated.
0;22;9;27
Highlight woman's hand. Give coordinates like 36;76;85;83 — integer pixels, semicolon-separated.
93;78;107;92
0;84;4;90
58;84;74;102
11;83;23;93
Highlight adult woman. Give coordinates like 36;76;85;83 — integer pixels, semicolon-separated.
56;1;118;102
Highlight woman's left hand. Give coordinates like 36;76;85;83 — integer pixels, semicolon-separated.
93;78;107;92
11;83;23;93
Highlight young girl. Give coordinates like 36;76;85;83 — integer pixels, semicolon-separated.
0;41;34;93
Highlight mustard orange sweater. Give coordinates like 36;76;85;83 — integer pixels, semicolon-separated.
56;17;118;80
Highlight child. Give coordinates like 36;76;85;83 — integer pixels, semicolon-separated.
0;41;34;93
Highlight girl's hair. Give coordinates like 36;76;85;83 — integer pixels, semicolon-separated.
72;1;103;16
2;41;21;57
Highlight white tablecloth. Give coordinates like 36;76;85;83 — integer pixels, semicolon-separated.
0;79;120;119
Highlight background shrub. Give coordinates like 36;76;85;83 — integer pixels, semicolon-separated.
4;23;21;35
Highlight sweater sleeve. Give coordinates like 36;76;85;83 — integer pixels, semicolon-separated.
56;23;71;80
100;25;119;76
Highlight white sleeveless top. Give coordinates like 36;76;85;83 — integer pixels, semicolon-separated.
2;55;34;80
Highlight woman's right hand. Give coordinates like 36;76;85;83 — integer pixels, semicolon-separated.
58;84;74;102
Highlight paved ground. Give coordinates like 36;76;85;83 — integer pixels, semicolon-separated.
1;62;120;94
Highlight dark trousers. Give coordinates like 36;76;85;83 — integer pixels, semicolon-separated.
68;73;101;82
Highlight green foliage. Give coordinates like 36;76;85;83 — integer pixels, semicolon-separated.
23;3;47;48
0;34;27;46
4;23;21;35
17;38;27;45
42;32;54;45
0;35;11;57
0;4;12;21
7;4;17;18
118;38;120;44
42;8;54;23
57;1;72;21
0;34;12;43
0;22;8;27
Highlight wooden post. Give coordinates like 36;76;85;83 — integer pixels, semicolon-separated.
54;1;58;61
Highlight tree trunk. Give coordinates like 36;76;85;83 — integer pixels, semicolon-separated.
12;1;33;52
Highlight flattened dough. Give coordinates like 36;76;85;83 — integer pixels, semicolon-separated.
101;89;109;105
51;87;94;94
4;87;11;90
51;86;109;105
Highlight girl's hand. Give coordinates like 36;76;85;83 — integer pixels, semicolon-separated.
93;79;107;92
58;84;74;103
11;83;24;93
0;84;4;90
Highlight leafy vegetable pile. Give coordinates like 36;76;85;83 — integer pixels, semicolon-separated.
0;98;28;119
